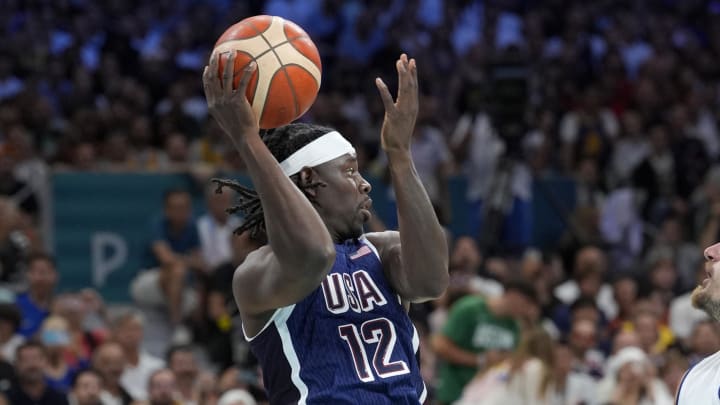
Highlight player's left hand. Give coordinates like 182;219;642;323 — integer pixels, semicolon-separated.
375;53;418;155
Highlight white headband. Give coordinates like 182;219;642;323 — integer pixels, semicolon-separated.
279;131;356;176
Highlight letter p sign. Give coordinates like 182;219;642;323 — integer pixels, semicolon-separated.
91;232;127;287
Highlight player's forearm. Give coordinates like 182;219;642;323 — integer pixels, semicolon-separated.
237;133;335;269
388;151;449;299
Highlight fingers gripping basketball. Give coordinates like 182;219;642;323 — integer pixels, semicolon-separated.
213;15;322;129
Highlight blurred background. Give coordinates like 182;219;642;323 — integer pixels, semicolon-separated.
1;0;720;404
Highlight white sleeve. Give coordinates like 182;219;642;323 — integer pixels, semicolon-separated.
649;379;674;405
437;133;452;164
601;109;620;138
519;359;544;402
450;113;473;148
669;297;691;340
559;112;579;144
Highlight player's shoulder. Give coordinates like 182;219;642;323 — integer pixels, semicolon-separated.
364;231;400;265
677;351;720;403
364;230;400;247
235;245;274;275
693;350;720;371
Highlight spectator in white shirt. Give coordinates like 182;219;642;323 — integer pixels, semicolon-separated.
595;347;673;405
669;264;709;344
92;341;133;405
113;311;164;401
609;110;649;187
554;340;597;405
197;184;240;270
554;246;618;322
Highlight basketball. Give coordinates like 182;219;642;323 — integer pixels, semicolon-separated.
212;15;322;129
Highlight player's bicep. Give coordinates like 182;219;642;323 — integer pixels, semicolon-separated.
232;247;327;315
383;244;413;299
365;232;414;302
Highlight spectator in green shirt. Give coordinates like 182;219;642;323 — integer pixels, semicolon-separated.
432;280;540;404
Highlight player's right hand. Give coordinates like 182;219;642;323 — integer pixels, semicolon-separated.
203;52;259;147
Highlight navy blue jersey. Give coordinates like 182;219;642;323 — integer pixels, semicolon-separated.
246;237;426;404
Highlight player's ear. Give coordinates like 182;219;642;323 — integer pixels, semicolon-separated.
298;167;319;197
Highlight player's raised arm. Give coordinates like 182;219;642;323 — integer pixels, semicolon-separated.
367;54;449;302
202;52;335;315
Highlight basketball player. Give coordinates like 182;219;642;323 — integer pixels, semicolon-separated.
676;241;720;404
202;52;449;404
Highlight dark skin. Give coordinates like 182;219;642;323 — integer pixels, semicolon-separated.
202;52;449;336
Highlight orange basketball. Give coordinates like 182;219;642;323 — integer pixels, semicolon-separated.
212;15;322;129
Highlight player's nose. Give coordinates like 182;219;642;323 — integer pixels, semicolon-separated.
704;242;720;261
359;176;371;194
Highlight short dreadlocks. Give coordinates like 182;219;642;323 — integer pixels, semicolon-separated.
212;123;335;243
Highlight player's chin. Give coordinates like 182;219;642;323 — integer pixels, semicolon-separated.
691;284;710;309
350;220;366;237
359;208;372;223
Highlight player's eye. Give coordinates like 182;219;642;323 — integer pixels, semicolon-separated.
346;167;355;174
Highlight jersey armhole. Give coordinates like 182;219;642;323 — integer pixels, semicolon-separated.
242;306;289;342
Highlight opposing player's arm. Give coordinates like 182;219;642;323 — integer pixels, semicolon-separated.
369;54;449;302
203;52;335;315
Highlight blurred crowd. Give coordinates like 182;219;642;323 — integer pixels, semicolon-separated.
2;0;720;404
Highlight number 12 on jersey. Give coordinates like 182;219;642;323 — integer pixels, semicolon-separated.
338;317;410;382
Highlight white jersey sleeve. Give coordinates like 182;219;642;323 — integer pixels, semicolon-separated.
677;350;720;405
